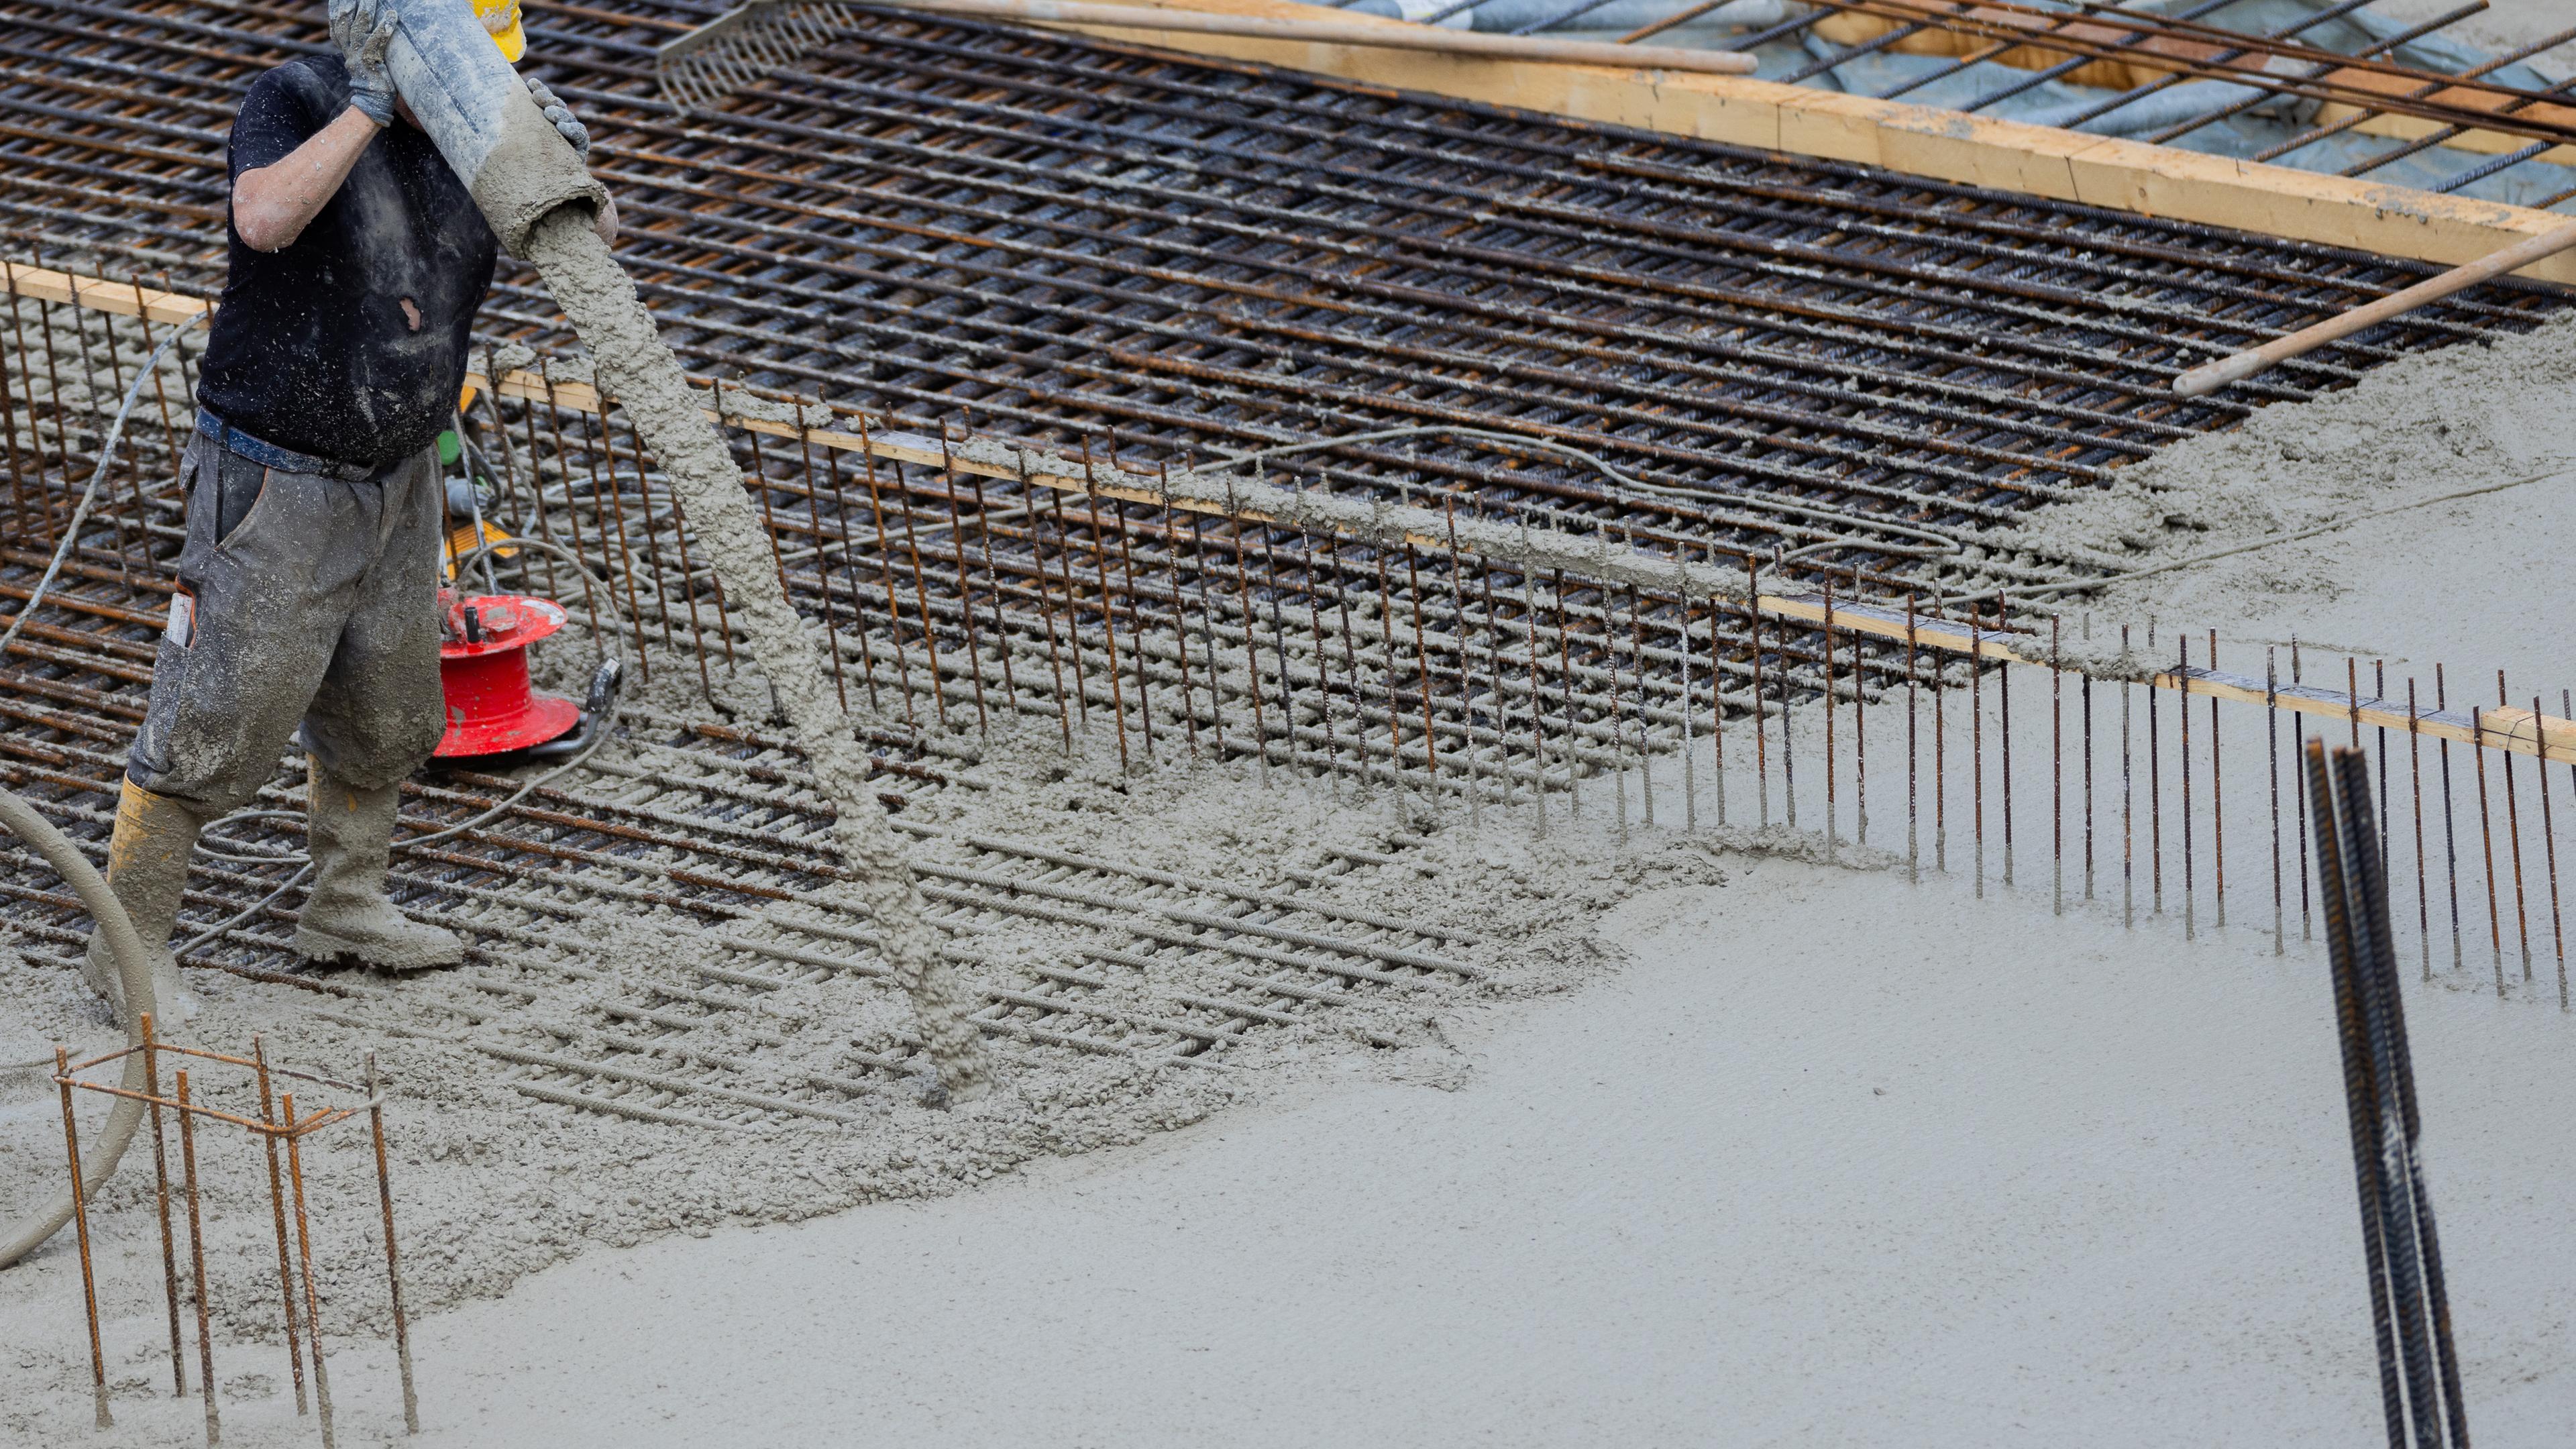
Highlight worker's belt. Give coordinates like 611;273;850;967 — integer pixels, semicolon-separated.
193;409;379;484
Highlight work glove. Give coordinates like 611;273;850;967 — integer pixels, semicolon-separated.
329;0;400;127
525;75;590;160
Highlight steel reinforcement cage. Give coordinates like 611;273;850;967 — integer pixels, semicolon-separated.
3;260;2574;1026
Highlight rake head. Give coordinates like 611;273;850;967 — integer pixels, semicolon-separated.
655;0;859;110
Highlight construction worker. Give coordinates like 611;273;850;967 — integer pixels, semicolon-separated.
84;0;613;1019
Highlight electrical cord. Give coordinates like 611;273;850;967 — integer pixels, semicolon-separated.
449;531;643;673
0;784;161;1269
0;309;208;661
171;726;617;960
1957;464;2574;606
174;537;634;957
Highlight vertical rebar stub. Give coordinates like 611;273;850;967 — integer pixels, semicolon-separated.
45;1034;418;1441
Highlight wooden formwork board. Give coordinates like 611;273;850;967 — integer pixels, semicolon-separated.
15;260;2576;766
1029;0;2576;282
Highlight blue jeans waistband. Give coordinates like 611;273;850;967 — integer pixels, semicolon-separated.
194;409;378;484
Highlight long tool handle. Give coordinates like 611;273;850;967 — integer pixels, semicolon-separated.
888;0;1760;72
2174;218;2576;396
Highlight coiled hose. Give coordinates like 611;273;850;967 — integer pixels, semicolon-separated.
0;786;161;1269
0;311;204;1267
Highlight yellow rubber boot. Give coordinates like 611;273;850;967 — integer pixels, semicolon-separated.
292;763;462;973
82;780;211;1024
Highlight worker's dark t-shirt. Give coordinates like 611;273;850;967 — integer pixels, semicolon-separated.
195;56;498;470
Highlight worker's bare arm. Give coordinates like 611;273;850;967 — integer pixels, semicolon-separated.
233;106;381;254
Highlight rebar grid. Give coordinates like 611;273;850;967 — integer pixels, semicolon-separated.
0;282;1503;1124
50;1020;414;1446
1;334;2573;1232
1;0;2569;604
5;2;2576;1155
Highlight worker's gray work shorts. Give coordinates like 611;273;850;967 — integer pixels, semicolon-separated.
126;433;447;812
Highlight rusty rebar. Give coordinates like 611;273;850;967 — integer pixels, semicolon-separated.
366;1054;419;1435
1558;567;1580;820
478;348;557;602
1936;594;1949;874
2122;625;2133;929
537;363;610;654
1329;528;1362;787
1853;602;1867;847
1030;463;1074;747
1710;592;1727;833
1404;541;1438;802
1256;529;1296;783
821;437;879;710
1998;598;2014;888
1232;504;1264;784
2501;672;2533;984
1192;507;1224;760
1823;579;1837;855
568;384;652;686
1778;566;1796;833
2181;635;2194;940
1629;582;1650;835
2472;704;2503;995
782;423;849;712
2437;662;2459;969
175;1069;219;1447
1972;602;1984;898
2211;631;2225;929
891;458;949;731
856;419;920;726
1108;433;1157;761
2538;696;2567;1012
56;1045;110;1430
253;1035;308;1416
939;431;991;734
1747;559;1766;828
2375;659;2390;867
2271;650;2284;955
1906;592;1919;883
2082;615;2095;902
144;1010;187;1397
1468;504;1509;822
2411;679;2428;978
2149;625;2162;916
1679;596;1699;831
971;458;1022;722
281;1091;335;1449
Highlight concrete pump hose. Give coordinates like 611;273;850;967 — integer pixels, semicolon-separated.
381;0;991;1098
0;786;162;1270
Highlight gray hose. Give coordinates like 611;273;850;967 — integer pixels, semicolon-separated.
0;311;206;661
0;785;162;1270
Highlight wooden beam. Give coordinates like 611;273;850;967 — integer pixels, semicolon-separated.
1809;9;2576;164
1779;592;2576;765
19;259;2575;762
1032;0;2576;283
0;262;211;327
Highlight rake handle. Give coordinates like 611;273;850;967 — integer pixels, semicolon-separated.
888;0;1761;73
2174;217;2576;396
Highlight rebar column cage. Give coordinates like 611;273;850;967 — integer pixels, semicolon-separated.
50;1017;419;1446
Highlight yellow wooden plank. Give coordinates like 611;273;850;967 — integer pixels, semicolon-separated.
1042;0;2576;281
1;262;212;327
440;371;2576;763
23;244;2567;759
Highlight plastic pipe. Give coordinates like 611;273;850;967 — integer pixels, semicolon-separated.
0;788;163;1269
